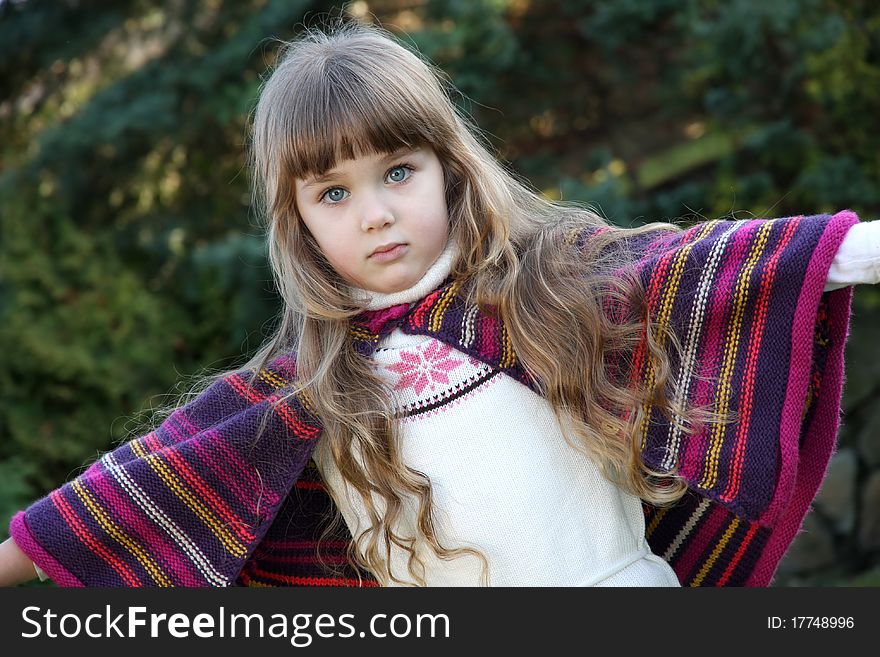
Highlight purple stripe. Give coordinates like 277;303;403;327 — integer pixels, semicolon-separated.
725;218;805;514
750;210;858;584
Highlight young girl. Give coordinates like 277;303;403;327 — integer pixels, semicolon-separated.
1;20;878;587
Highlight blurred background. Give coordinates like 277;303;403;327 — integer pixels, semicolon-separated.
2;0;879;586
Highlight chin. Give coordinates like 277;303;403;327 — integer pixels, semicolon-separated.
374;274;418;295
374;283;409;295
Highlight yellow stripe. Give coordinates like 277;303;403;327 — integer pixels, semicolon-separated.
563;226;581;247
350;326;375;341
259;368;288;389
645;506;669;538
802;387;813;423
690;518;740;586
298;388;317;415
699;221;772;489
257;365;316;415
499;324;516;368
71;479;172;586
130;440;247;558
429;280;459;332
638;223;717;448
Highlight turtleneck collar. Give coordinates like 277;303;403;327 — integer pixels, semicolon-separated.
350;240;457;311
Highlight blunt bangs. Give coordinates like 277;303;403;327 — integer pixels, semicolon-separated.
278;59;445;181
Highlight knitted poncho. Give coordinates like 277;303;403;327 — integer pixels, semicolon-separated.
10;210;859;586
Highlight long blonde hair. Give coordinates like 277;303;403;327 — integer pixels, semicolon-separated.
234;19;728;586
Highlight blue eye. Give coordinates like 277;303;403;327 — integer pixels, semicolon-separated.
387;165;411;183
321;187;348;204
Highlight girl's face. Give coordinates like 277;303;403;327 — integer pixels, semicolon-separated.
295;146;450;295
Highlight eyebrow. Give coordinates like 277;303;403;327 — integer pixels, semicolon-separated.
300;147;418;189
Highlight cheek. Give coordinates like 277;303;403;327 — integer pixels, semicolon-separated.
409;206;447;240
317;236;352;267
414;178;449;233
301;215;339;252
322;229;363;271
298;221;339;265
431;197;450;239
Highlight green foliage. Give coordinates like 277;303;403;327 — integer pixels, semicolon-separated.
0;457;37;536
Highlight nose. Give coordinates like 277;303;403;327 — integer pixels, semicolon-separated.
359;190;395;232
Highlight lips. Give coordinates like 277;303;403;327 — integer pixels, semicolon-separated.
370;242;406;257
368;243;408;263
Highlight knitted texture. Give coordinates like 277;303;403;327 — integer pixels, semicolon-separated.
318;327;681;586
10;210;858;586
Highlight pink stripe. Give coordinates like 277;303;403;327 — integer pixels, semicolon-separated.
207;429;281;507
88;466;203;586
750;210;859;584
9;512;85;587
363;303;410;333
760;210;858;524
167;408;204;441
269;354;297;378
480;315;500;362
192;432;269;513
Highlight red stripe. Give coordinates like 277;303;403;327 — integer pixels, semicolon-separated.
717;523;759;586
259;539;351;549
50;490;141;586
226;373;265;404
225;374;321;440
633;223;706;386
143;433;255;542
295;480;326;490
411;288;443;327
627;248;675;413
250;566;380;587
721;218;799;502
267;393;322;440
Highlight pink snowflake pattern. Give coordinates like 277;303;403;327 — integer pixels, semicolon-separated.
385;340;465;396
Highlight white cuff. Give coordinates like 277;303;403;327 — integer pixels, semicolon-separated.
825;220;880;292
33;562;49;582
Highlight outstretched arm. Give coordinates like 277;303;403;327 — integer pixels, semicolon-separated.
8;355;319;587
0;537;38;586
617;209;859;585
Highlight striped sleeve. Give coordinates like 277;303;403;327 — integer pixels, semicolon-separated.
9;355;321;587
619;209;859;585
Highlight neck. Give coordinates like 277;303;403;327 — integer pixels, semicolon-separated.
350;240;457;311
